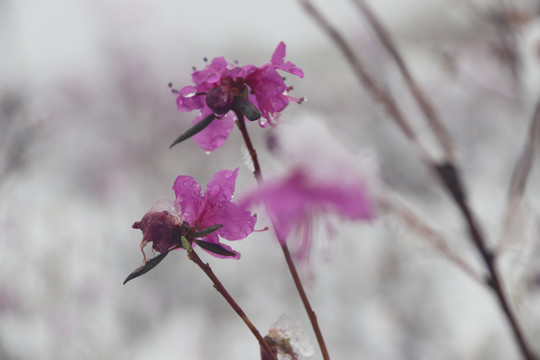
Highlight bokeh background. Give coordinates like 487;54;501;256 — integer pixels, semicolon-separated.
2;0;540;359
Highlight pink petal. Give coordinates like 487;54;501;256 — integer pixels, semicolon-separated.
193;169;257;241
270;42;304;78
205;168;239;203
240;171;373;242
192;111;235;152
271;42;287;65
248;66;287;98
176;86;205;112
192;57;229;85
314;183;373;220
240;174;308;241
205;202;257;240
256;94;289;126
173;175;203;225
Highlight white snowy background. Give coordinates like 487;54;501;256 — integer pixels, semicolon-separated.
1;0;540;359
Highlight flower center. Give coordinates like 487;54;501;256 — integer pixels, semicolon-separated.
205;77;246;116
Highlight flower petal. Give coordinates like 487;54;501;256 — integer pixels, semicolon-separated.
192;56;229;85
271;41;304;78
173;175;203;225
247;65;287;98
314;182;373;220
240;173;309;242
241;170;373;243
192;111;235;152
205;168;239;202
176;86;205;112
185;169;257;241
207;202;257;241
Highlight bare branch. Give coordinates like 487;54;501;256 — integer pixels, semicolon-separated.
297;0;435;169
352;0;456;162
382;197;484;284
496;99;540;254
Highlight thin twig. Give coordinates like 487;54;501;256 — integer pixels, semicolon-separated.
279;242;331;360
235;111;331;360
352;0;456;162
297;0;435;170
496;99;540;255
235;111;262;182
187;249;278;360
381;197;484;283
435;162;537;360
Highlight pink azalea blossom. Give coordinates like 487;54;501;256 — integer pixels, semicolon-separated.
241;170;373;258
240;118;377;261
133;168;256;260
175;42;304;151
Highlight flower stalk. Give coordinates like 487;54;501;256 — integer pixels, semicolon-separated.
187;248;278;360
235;111;331;360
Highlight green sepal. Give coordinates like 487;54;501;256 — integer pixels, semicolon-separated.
169;113;216;149
192;224;223;238
194;240;237;257
234;96;261;121
181;236;193;253
123;250;170;285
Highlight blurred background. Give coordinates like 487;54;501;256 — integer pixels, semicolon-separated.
1;0;540;359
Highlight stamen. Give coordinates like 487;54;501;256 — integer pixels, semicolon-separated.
168;82;180;94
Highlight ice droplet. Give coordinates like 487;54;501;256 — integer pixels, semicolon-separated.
241;144;255;173
267;314;315;360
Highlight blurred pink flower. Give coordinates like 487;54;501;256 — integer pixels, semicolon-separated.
240;117;377;261
133;168;256;260
176;42;304;151
241;170;373;259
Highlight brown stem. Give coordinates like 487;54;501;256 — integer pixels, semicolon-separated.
279;242;331;360
381;196;484;283
496;99;540;254
435;163;537;360
234;111;262;182
187;249;278;360
235;111;331;360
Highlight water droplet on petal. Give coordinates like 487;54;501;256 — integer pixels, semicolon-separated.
184;89;197;98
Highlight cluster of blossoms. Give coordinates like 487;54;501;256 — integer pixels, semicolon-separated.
126;42;376;360
128;44;376;273
175;42;304;151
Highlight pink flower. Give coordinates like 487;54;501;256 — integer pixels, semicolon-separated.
240;118;377;261
241;170;373;259
175;42;304;152
133;168;256;260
